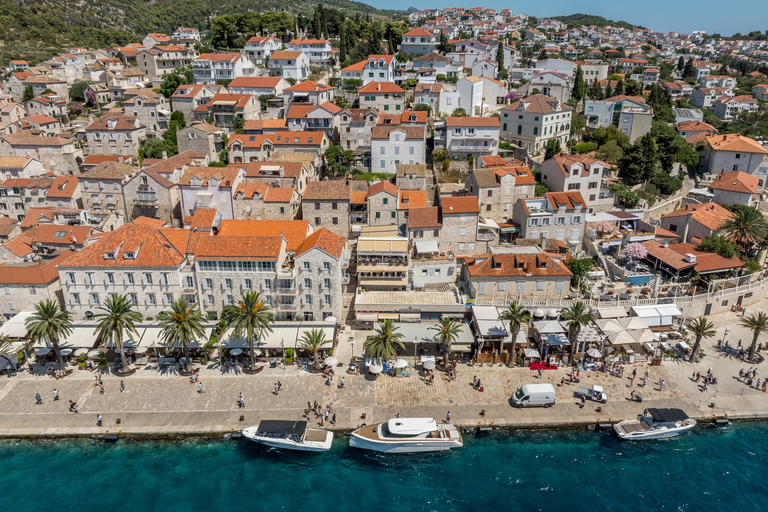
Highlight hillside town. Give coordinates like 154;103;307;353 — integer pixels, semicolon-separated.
1;5;768;406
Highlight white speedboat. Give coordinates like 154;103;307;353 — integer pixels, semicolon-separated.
242;420;333;452
349;417;463;453
613;408;696;440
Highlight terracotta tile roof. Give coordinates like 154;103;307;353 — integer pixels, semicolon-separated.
24;115;59;125
143;150;206;177
358;81;405;94
46;176;79;199
287;102;340;119
641;239;744;273
194;52;241;63
495;165;536;185
216;220;311;252
21;224;92;245
302;181;350;201
83;155;126;165
0;177;53;193
403;27;434;37
243;119;287;131
502;94;571;114
0;250;74;284
546;191;585;210
685;132;710;145
226;77;282;90
132;217;167;227
398;190;427;209
396;164;428;177
178;167;242;187
445;116;500;127
676;121;716;133
0;216;18;237
0;156;35;168
365;55;395;65
350;190;368;205
706;133;768;154
79;161;137;180
415;83;443;94
399;110;428;124
228;133;273;149
441;195;480;214
264;188;295;203
269;50;303;60
710;171;759;194
551;153;610;175
366;181;398;198
285;80;333;92
293;227;345;259
85;114;142;132
235;182;268;199
408;207;441;229
188;209;218;230
272;131;325;146
341;60;366;72
194;235;283;260
414;52;450;63
662;202;733;231
19;207;56;229
59;223;185;268
466;252;572;278
2;133;71;147
370;125;425;140
245;161;304;179
171;84;223;98
207;93;253;109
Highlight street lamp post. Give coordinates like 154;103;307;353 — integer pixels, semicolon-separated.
281;339;285;370
721;328;729;347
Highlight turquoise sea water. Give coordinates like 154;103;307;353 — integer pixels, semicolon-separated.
2;422;766;511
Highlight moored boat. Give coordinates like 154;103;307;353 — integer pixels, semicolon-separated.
349;417;463;453
242;420;333;452
613;408;696;440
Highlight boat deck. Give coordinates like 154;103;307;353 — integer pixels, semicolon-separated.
304;429;328;442
354;424;383;441
621;421;650;433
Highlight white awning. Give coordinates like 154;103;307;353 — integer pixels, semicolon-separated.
378;312;399;320
524;348;541;359
356;313;378;322
59;326;101;349
415;240;439;254
597;307;627;319
0;311;34;338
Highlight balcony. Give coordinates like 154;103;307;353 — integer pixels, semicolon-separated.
275;287;297;295
277;302;298;311
135;194;157;205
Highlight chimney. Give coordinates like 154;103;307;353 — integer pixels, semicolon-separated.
162;151;168;160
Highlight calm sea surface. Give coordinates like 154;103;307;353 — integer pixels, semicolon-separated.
2;422;766;511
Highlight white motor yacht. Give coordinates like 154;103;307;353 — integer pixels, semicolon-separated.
613;408;696;440
349;417;463;453
242;420;333;452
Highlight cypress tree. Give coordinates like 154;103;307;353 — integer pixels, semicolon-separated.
572;66;586;101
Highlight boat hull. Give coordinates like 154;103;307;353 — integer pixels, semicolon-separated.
613;422;696;440
349;422;463;453
241;427;333;452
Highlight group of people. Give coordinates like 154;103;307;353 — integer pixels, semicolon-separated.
471;375;483;391
739;367;766;391
305;401;335;427
47;366;65;379
693;369;718;391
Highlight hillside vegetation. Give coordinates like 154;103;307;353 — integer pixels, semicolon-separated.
553;13;644;31
0;0;399;55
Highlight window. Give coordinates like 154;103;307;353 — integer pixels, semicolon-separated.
143;273;153;285
67;273;76;285
332;202;338;210
206;295;215;306
323;262;331;271
517;281;525;294
315;217;321;225
323;278;331;289
303;278;312;289
71;293;80;305
588;182;597;189
323;294;331;306
498;281;506;292
224;278;233;290
243;278;253;290
146;293;156;306
376;212;381;219
203;278;213;290
478;282;486;294
537;281;544;291
303;261;311;271
332;217;338;225
460;228;466;236
556;281;564;294
106;273;114;285
517;125;522;135
533;127;538;135
391;211;396;218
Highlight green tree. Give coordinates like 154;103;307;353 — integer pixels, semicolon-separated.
687;317;715;363
595;139;623;163
25;299;73;369
497;302;531;367
721;207;768;249
438;31;450;54
157;299;205;367
299;328;331;370
222;291;275;370
139;137;176;161
740;312;768;361
363;319;405;360
676;143;700;167
570;114;586;136
535;183;549;196
429;316;462;366
613;79;624;96
22;85;34;103
565;256;594;285
544;138;561;160
649;173;682;195
677;55;685;71
697;234;737;258
682;58;695;79
160;71;189;99
93;295;143;369
69;81;89;102
609;184;640;208
451;107;467;117
496;42;505;72
618;134;656;184
572;66;586;101
561;301;596;360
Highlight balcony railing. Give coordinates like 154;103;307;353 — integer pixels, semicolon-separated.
278;302;298;311
275;287;297;295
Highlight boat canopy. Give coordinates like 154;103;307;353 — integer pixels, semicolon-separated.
387;417;438;435
647;408;689;422
257;420;307;436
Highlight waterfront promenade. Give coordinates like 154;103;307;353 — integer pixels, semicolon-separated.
1;300;767;437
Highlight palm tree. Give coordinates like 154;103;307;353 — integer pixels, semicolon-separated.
721;207;768;250
561;301;596;361
222;291;274;369
687;317;715;363
363;319;405;360
25;299;73;368
93;295;143;369
299;328;331;370
0;334;10;354
157;299;206;368
740;312;768;361
498;302;532;367
429;316;462;366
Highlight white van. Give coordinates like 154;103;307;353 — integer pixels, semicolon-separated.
511;383;556;408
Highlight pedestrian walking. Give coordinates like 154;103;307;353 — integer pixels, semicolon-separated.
53;389;59;401
120;380;125;393
198;382;205;393
74;403;79;414
632;368;637;378
445;411;451;423
630;390;635;401
274;383;279;395
739;368;745;380
332;413;336;425
324;410;329;422
340;376;345;388
238;392;244;408
96;414;103;427
738;340;743;349
659;378;665;391
757;378;763;390
99;383;104;394
538;368;542;378
93;374;99;387
277;380;282;392
35;392;43;405
472;375;478;387
629;376;634;387
328;403;333;411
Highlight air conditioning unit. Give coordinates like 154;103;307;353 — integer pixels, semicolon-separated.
684;253;697;263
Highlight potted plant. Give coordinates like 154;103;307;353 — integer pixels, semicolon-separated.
285;347;295;365
96;352;108;370
77;353;87;370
